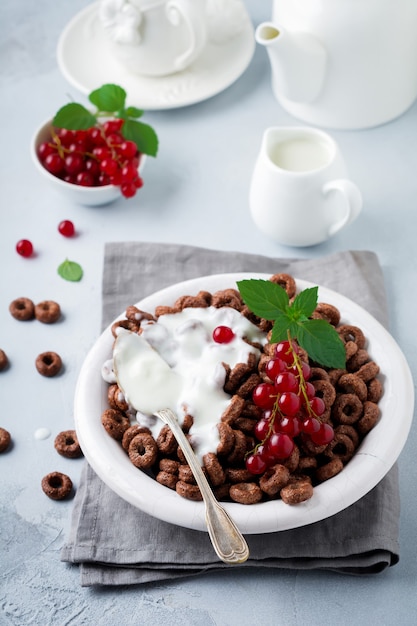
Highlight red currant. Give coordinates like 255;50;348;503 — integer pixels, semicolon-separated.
292;361;311;381
265;357;286;380
120;163;138;183
254;417;271;441
64;153;84;176
277;416;301;437
38;142;55;160
76;171;94;187
252;383;277;409
212;326;235;344
275;371;299;393
267;432;294;459
245;453;267;475
278;391;301;416
275;340;298;365
44;152;65;175
310;423;334;445
103;119;124;135
16;239;34;257
120;182;137;198
301;416;320;434
58;220;75;237
309;396;326;417
119;140;138;159
100;158;119;177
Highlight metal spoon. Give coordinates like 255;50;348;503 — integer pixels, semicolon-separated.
154;408;249;564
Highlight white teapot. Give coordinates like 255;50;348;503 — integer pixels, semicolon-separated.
256;0;417;129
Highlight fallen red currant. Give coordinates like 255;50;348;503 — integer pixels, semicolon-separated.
58;220;75;237
16;239;34;257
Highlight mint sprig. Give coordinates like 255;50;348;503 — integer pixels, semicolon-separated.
52;83;158;157
237;279;346;369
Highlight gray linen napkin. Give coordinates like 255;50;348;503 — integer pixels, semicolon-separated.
61;243;400;586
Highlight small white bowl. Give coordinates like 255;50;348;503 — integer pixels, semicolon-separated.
31;119;145;207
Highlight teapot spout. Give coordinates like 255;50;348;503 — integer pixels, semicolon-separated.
255;22;327;103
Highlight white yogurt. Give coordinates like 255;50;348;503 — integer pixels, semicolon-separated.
111;306;266;461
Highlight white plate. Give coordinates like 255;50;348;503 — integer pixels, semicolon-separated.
74;273;414;534
57;2;255;110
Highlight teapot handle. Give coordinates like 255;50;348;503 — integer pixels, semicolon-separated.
166;0;207;71
323;179;363;237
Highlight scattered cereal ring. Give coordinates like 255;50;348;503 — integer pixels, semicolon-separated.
41;472;73;500
280;478;313;505
9;297;35;321
259;464;290;496
269;273;296;298
0;349;9;371
54;430;83;458
101;408;130;441
34;300;61;324
120;424;150;451
0;427;11;453
316;458;344;482
176;480;203;501
229;482;263;504
35;351;62;377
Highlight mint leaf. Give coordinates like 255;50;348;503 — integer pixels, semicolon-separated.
53;103;97;130
296;319;346;368
290;286;318;320
237;279;289;320
89;83;126;111
125;106;144;118
122;119;159;157
57;259;83;282
270;314;292;343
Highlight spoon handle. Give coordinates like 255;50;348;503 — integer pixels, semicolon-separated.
155;409;249;564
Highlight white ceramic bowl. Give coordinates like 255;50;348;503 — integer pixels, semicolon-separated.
31;119;145;206
74;273;414;534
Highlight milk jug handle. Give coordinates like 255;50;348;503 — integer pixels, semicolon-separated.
322;179;363;237
166;0;205;70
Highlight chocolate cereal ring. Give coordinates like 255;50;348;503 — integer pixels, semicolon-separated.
54;430;82;458
0;349;9;371
156;470;178;490
337;373;368;403
312;379;336;409
280;478;313;505
203;452;226;487
367;378;383;403
125;305;155;324
259;464;290;496
41;472;73;500
324;432;355;463
156;425;178;455
226;429;248;465
269;273;296;298
107;384;129;412
128;433;158;469
122;424;152;452
358;401;380;434
211;288;243;310
332;393;363;424
225;468;254;483
347;349;370;372
311;302;341;326
334;424;359;448
229;482;263;504
221;395;245;425
178;464;197;484
176;480;202;501
159;458;180;474
356;361;380;382
101;408;130;441
316;458;344;483
337;324;366;349
0;427;11;453
34;300;61;324
35;351;62;377
9;297;35;321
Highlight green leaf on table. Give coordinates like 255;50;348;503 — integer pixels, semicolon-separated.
52;103;97;130
122;119;159;157
57;259;83;282
89;83;126;112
